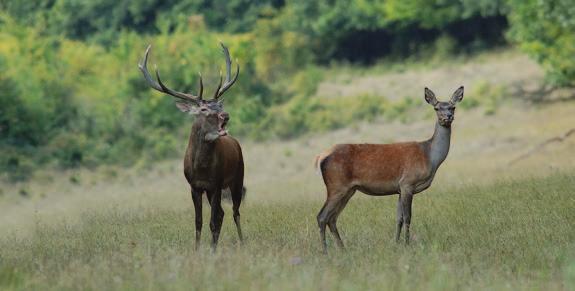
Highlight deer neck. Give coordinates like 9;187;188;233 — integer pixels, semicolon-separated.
189;120;217;170
428;121;451;172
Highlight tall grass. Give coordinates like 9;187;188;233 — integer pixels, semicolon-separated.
1;172;574;290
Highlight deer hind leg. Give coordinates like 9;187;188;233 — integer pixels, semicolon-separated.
208;189;224;251
317;202;329;254
317;188;353;253
327;189;355;250
231;183;244;243
191;189;203;250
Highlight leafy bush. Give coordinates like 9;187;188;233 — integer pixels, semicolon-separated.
289;66;324;97
252;8;314;83
0;14;274;178
2;0;509;62
461;81;507;115
257;93;423;139
507;0;575;87
0;0;285;44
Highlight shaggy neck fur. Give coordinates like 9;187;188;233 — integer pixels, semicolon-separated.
189;119;217;170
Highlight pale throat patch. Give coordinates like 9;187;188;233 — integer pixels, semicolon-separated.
205;132;220;142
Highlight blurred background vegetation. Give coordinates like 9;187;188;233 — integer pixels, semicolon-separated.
0;0;573;180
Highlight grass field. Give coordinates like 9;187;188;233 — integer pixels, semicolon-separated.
1;50;575;290
0;172;574;290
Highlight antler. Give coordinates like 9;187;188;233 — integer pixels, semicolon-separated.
138;45;203;103
213;42;240;100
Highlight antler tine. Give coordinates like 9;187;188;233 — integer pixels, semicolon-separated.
138;45;163;92
197;72;203;100
212;71;224;100
214;42;240;100
154;68;197;104
222;43;232;83
138;45;201;103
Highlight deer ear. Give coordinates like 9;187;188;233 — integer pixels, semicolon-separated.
451;86;464;104
175;101;198;114
424;87;438;105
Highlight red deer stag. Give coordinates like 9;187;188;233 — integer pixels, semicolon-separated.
315;86;464;253
138;43;244;251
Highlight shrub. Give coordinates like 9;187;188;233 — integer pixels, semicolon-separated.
467;81;507;115
507;0;575;87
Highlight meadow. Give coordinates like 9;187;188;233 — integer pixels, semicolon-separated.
0;171;574;290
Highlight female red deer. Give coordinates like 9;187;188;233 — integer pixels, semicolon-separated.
138;43;244;251
315;86;464;253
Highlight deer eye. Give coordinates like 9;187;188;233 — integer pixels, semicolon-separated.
200;108;208;113
434;108;438;111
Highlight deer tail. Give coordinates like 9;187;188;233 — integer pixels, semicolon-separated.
313;155;321;175
314;147;333;175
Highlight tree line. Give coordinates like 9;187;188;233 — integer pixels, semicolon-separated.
0;0;572;180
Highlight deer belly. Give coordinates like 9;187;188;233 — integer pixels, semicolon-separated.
190;180;212;190
191;173;235;190
355;181;399;196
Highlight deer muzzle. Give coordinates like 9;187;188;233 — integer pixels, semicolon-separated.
218;112;229;136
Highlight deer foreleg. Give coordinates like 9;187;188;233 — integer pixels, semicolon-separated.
396;194;403;242
191;189;203;250
400;189;414;244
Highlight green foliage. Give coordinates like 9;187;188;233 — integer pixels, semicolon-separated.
460;81;507;115
258;93;424;140
431;34;458;59
252;8;314;83
283;0;508;63
1;0;574;177
507;0;575;86
1;0;510;61
0;0;284;44
0;14;273;178
290;67;324;97
384;0;508;28
474;82;506;115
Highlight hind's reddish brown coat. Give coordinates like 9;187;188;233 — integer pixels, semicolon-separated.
315;86;464;253
318;143;432;197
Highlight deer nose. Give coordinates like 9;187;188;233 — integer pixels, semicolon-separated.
219;112;230;121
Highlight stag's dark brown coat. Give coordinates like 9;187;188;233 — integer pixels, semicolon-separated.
139;43;245;251
184;118;245;251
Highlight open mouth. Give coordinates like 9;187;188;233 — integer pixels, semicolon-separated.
218;118;228;136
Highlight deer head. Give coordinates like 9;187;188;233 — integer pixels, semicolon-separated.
424;86;464;127
138;43;239;141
